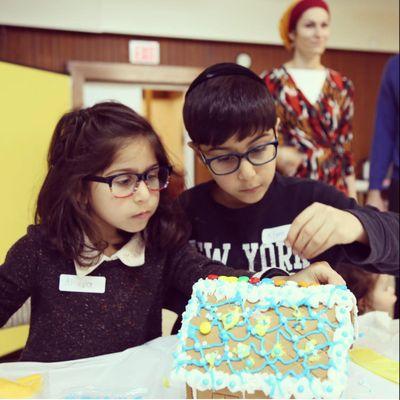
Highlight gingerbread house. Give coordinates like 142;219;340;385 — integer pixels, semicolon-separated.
172;275;357;399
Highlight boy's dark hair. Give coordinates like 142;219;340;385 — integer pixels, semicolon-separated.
35;101;188;265
183;62;276;146
335;263;379;315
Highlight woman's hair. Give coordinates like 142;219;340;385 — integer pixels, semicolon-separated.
183;63;276;146
335;263;379;315
279;0;330;50
35;101;188;265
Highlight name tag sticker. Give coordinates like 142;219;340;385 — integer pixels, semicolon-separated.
59;274;106;293
262;224;291;245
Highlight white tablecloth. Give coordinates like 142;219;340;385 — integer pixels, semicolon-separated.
1;312;398;399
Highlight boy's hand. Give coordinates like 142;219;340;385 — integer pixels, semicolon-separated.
274;262;345;285
285;202;369;260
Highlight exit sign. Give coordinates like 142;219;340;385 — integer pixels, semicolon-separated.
129;40;160;65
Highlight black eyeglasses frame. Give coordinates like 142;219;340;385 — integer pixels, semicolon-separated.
199;140;278;176
85;165;173;197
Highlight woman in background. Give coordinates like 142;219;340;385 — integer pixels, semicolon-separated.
264;0;357;198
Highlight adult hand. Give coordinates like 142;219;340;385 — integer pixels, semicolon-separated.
276;146;304;176
285;202;368;260
273;262;345;285
366;189;388;211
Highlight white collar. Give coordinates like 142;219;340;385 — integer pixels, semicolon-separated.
74;234;145;277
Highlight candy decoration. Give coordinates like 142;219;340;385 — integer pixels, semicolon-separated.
205;351;218;367
292;307;304;320
199;321;211;335
298;281;312;287
235;343;251;358
220;307;241;330
271;342;285;358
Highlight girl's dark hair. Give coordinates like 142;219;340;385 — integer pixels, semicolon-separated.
35;101;188;265
335;263;379;315
183;63;276;146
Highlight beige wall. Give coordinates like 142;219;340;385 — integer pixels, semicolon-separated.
0;0;398;53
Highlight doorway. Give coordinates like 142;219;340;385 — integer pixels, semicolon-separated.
68;61;211;188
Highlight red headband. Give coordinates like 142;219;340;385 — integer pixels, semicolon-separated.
289;0;330;32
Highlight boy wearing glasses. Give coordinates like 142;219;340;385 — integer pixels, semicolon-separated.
167;63;398;330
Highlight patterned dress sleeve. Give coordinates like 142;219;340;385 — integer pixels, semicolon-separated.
336;75;355;176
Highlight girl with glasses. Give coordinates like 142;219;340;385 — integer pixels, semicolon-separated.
0;101;341;362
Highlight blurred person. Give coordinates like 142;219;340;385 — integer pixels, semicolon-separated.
366;54;399;319
336;263;397;316
264;0;357;198
367;54;399;213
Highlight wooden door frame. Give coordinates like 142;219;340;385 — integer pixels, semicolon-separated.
67;61;208;185
67;61;201;108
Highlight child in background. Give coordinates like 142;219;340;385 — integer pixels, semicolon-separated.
336;263;397;316
0;102;342;362
167;63;399;331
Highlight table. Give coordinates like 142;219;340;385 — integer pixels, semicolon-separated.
1;312;398;399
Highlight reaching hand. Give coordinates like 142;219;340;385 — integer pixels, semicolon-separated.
274;261;346;285
276;146;304;177
285;202;368;260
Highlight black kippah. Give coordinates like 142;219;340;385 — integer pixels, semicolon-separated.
186;62;265;96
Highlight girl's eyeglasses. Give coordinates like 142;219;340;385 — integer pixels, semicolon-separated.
199;140;278;175
85;165;172;198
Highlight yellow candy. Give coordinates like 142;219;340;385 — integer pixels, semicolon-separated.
309;353;321;363
298;281;311;287
205;351;218;367
219;276;229;282
271;343;285;358
255;324;267;336
162;377;170;388
294;324;304;332
199;321;211;335
292;307;304;320
235;343;251;358
227;276;238;283
220;307;241;330
274;279;286;287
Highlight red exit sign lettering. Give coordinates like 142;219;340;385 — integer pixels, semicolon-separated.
129;40;160;65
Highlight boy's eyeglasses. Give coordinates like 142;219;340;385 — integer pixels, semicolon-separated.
199;140;278;175
85;165;172;198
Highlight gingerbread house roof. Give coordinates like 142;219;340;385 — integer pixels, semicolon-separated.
172;275;357;399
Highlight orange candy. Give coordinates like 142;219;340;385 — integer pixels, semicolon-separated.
298;281;319;287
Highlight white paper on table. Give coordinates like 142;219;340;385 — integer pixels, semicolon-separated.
0;314;398;399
